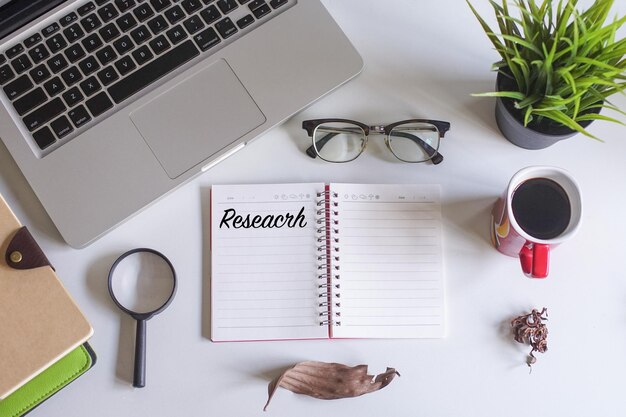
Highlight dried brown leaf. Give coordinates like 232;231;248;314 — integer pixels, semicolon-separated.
511;307;549;368
264;361;399;411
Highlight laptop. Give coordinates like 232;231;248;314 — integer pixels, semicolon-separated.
0;0;362;247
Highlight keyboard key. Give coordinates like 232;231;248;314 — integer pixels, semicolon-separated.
147;15;168;35
80;13;102;32
113;35;134;54
217;0;237;14
247;0;265;10
117;13;138;32
193;27;220;51
32;126;57;149
77;1;96;16
236;14;254;29
64;24;85;43
164;5;185;25
0;64;14;84
238;0;251;4
82;33;104;52
50;115;74;139
98;4;119;23
166;25;187;45
183;16;205;34
4;75;33;100
23;98;66;131
149;35;171;54
24;34;42;49
11;55;33;74
108;39;199;103
46;34;68;53
47;54;69;73
269;0;287;8
132;45;153;65
99;23;121;42
96;45;118;65
42;22;61;37
133;3;155;22
63;86;85;106
60;12;79;27
115;0;136;13
97;66;119;86
65;43;87;63
130;25;152;44
150;0;171;13
114;55;136;76
62;66;83;85
68;105;92;128
6;44;24;59
43;76;65;96
182;0;203;13
28;44;50;64
14;87;47;115
251;3;270;18
80;76;101;96
200;5;221;24
79;55;100;75
215;17;237;38
86;91;113;117
0;54;5;65
29;64;51;83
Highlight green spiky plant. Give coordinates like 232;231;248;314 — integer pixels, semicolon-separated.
467;0;626;139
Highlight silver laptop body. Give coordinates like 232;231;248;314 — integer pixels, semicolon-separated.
0;0;362;247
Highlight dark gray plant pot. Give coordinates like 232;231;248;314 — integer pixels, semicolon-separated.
494;71;598;150
495;97;577;149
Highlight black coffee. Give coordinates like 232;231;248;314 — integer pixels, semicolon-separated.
511;178;571;240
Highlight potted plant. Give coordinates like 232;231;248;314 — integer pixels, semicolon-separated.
468;0;625;149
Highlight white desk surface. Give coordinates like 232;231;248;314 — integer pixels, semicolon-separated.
2;0;626;416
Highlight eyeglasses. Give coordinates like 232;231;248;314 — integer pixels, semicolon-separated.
302;119;450;164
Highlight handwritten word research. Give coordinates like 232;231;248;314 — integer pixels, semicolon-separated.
219;207;308;229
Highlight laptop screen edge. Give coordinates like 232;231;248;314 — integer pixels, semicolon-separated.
0;0;68;40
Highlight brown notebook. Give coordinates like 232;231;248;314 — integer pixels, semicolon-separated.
0;194;93;399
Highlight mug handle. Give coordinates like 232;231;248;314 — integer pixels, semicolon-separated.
519;242;550;278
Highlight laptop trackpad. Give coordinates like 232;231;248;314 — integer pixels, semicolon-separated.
130;59;266;179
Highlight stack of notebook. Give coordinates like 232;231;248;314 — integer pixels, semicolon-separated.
0;194;95;417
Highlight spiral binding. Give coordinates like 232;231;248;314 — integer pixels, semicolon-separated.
315;189;341;327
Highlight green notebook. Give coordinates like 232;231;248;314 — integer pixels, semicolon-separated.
0;343;96;417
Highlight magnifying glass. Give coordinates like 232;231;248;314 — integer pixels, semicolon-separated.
108;248;177;388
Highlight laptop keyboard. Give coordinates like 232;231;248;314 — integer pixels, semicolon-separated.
0;0;293;154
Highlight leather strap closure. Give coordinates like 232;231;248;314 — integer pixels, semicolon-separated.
5;226;54;271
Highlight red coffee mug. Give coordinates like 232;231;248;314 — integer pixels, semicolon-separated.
490;166;582;278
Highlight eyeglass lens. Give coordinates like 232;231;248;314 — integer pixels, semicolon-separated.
387;122;440;163
313;122;366;162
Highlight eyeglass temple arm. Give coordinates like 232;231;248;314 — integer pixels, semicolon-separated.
305;132;337;158
306;132;444;164
388;131;444;164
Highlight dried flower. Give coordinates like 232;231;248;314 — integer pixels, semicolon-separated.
264;361;399;411
511;308;548;368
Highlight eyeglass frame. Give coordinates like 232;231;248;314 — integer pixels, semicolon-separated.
302;118;450;164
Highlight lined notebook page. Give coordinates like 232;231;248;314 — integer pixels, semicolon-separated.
329;184;444;338
211;183;328;342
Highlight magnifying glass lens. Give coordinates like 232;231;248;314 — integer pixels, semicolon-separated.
110;251;176;314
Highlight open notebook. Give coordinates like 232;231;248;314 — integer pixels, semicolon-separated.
210;183;444;341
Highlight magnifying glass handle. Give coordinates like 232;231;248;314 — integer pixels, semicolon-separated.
133;319;147;388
